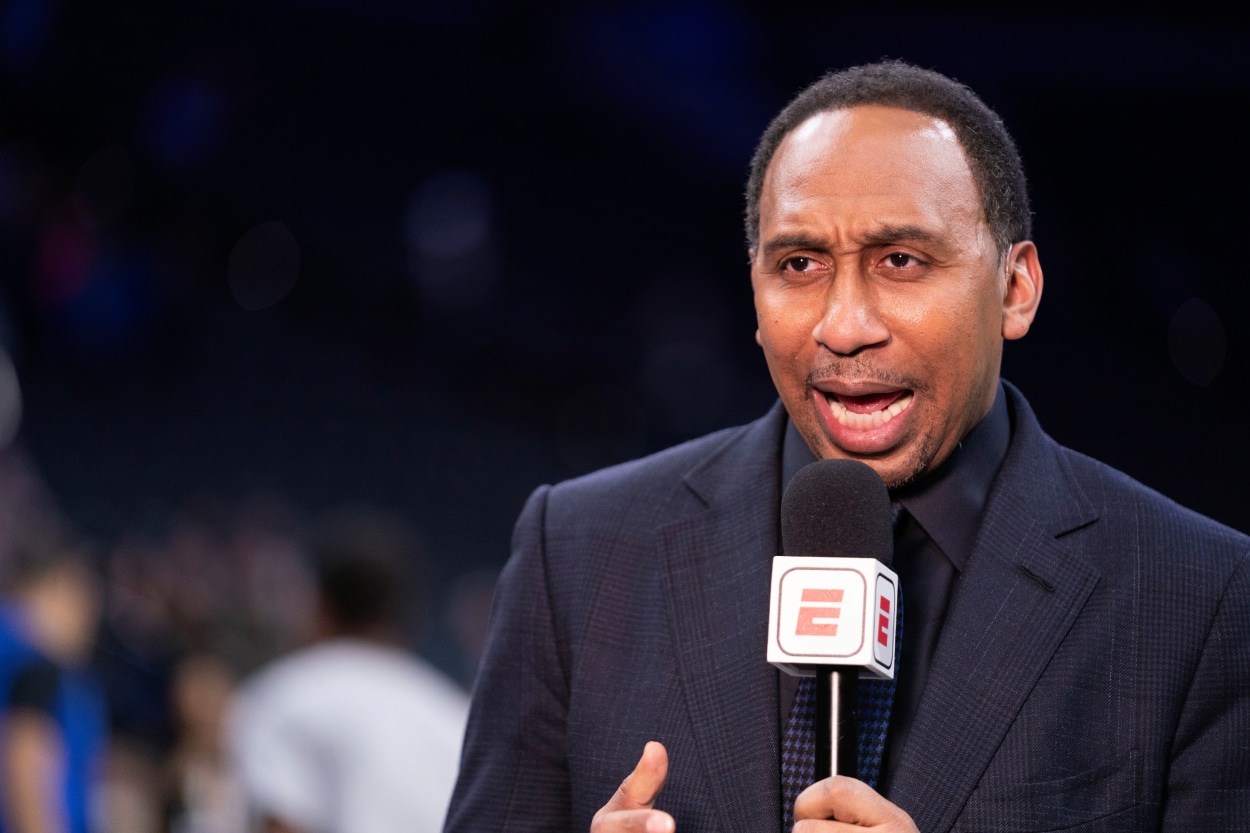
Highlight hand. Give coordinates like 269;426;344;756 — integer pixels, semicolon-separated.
590;741;674;833
793;776;918;832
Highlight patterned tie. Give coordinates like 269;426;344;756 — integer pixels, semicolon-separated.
780;512;906;831
856;590;902;788
780;674;818;832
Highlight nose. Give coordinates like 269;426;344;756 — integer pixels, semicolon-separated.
811;271;890;356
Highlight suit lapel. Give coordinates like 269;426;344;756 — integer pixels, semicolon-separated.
659;405;787;833
887;388;1102;833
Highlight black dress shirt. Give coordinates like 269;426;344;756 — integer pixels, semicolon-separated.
777;383;1012;793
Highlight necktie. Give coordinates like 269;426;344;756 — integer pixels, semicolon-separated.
856;593;902;787
780;512;906;831
780;673;817;832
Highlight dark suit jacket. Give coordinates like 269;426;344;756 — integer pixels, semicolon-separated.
446;384;1250;833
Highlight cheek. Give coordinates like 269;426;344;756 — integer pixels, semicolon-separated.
755;288;818;357
894;280;998;348
759;323;808;372
929;287;1005;398
755;317;809;396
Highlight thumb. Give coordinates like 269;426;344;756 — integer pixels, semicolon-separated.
607;741;670;812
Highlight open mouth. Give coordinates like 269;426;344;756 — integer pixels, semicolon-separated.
823;389;914;430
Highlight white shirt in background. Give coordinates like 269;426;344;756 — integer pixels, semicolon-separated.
229;639;470;833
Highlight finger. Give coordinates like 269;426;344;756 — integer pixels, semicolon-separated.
615;741;670;810
590;808;676;833
591;743;673;833
794;776;917;831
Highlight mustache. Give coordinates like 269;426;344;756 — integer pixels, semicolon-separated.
805;358;928;394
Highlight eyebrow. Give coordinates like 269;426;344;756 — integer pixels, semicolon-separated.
759;224;940;258
858;223;939;247
758;233;828;258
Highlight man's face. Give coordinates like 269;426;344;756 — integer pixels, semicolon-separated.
751;105;1037;487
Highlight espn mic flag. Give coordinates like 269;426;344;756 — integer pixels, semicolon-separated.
767;555;897;679
769;458;897;678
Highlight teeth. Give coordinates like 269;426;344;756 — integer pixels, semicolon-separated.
825;391;913;430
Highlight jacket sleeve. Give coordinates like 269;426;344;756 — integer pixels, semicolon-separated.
1161;552;1250;829
444;485;575;833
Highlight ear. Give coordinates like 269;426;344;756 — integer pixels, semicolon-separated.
749;249;763;347
1001;241;1043;341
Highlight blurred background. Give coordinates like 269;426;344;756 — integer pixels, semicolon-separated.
1;1;1248;830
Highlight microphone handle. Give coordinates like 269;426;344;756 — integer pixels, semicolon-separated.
815;667;859;780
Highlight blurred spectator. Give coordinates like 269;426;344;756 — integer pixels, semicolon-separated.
0;446;67;569
440;567;497;687
95;495;316;833
0;535;106;833
227;507;468;833
100;737;161;833
162;653;246;833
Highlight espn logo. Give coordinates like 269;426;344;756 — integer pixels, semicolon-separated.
767;556;897;680
795;588;844;636
775;567;866;659
877;596;891;646
871;578;896;670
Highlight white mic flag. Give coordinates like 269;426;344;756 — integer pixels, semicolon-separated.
767;556;898;679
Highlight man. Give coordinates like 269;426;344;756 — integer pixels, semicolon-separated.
0;536;105;833
230;511;469;833
446;62;1250;832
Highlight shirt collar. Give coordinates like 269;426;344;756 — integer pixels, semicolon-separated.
780;383;1011;571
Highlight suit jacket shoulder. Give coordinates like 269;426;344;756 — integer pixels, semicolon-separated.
1061;440;1248;563
895;383;1250;833
448;403;791;833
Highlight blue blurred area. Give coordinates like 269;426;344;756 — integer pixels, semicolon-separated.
551;2;769;174
1;0;57;73
0;5;1248;821
140;75;229;172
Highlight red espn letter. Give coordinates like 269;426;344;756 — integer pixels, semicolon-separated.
877;596;891;646
795;588;843;636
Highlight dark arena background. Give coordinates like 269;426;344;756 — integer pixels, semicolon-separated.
0;2;1247;823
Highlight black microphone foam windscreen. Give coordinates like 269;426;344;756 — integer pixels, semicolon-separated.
781;459;893;566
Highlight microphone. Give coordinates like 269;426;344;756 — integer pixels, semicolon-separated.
767;459;897;781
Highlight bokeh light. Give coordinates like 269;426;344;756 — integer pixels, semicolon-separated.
228;221;301;311
0;347;22;451
140;75;228;172
404;170;497;312
73;145;135;229
1168;297;1226;388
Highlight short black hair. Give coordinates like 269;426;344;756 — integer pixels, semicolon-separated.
318;556;401;633
313;505;424;636
745;60;1031;255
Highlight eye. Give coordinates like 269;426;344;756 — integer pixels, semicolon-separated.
883;252;921;268
781;256;823;273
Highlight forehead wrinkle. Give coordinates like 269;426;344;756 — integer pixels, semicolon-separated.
760;220;941;258
764;165;979;240
759;232;830;259
763;202;957;250
759;107;991;262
